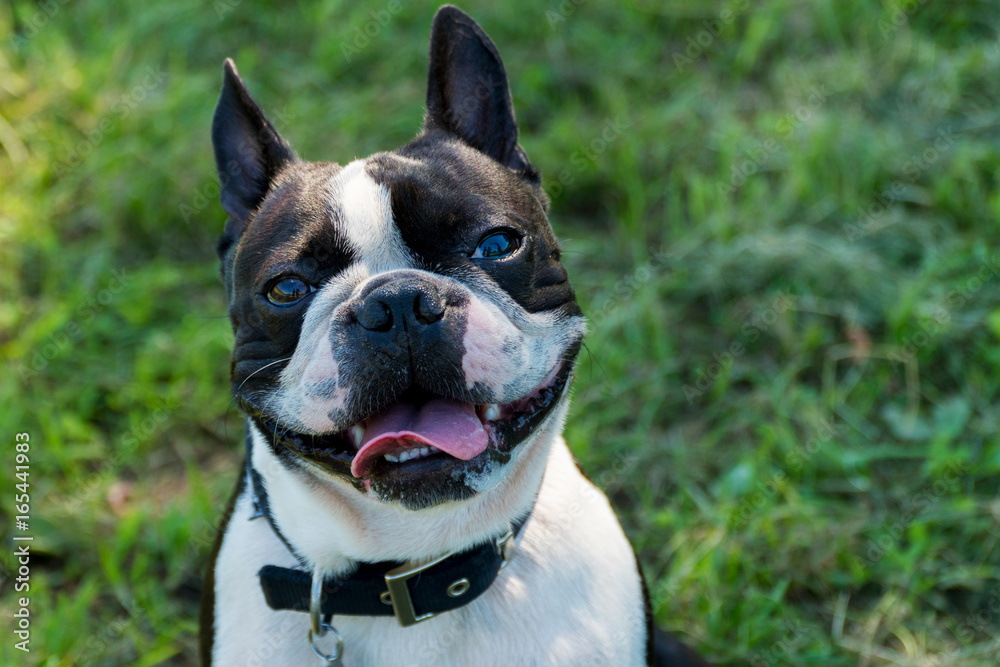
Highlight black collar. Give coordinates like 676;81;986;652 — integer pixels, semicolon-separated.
247;428;532;627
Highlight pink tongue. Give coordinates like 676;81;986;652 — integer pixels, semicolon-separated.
350;399;489;478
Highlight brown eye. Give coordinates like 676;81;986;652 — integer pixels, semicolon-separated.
266;277;312;305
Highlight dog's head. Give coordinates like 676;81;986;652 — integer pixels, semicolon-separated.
212;6;584;511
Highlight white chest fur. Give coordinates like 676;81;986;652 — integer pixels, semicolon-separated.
210;439;647;666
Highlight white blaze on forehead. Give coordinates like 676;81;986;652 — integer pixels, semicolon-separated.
329;159;411;272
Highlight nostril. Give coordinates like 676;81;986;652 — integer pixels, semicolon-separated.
359;299;394;332
413;292;445;326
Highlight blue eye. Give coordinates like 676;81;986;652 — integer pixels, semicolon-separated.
266;277;313;305
472;230;521;259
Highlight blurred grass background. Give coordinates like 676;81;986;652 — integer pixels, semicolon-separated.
2;0;1000;664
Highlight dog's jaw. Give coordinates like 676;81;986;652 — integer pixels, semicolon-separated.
247;393;572;574
247;353;575;510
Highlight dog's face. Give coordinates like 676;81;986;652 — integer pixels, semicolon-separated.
212;7;583;510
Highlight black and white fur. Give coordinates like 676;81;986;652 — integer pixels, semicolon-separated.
200;6;706;666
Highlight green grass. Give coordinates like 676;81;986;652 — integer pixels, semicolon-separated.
3;0;1000;664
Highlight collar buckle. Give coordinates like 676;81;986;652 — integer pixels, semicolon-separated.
383;552;453;626
382;527;516;627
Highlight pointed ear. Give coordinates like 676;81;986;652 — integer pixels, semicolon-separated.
212;59;296;233
424;6;536;179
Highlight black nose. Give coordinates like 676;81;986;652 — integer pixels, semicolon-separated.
356;276;447;334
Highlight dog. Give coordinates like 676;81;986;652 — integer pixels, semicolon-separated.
199;6;708;666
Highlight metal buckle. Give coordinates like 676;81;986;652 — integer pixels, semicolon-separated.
383;552;453;626
382;527;517;627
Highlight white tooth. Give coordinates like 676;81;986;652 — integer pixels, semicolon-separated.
351;425;365;448
391;446;438;463
484;404;500;421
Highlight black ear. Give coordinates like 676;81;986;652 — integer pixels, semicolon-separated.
424;6;535;178
212;59;296;233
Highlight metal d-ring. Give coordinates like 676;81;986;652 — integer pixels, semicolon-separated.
308;623;344;665
309;623;344;667
309;568;344;664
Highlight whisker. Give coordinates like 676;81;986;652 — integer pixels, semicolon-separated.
223;357;293;441
236;357;294;395
580;340;610;386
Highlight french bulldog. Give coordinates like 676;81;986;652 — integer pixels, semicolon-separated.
200;5;707;666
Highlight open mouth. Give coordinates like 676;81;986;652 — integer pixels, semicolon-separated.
250;361;571;485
